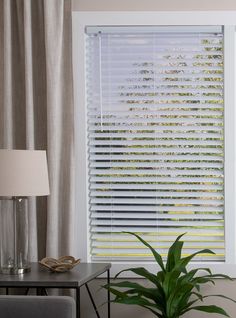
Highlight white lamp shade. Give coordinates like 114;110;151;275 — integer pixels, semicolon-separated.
0;150;50;197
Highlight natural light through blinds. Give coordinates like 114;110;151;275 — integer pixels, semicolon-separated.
86;26;224;262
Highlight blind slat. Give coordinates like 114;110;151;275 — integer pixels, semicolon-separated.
90;212;223;220
90;191;223;198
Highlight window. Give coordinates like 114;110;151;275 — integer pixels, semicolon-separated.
73;12;236;274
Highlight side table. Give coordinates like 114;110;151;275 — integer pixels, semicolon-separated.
0;262;111;318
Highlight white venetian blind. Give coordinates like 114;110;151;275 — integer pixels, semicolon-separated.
85;26;224;262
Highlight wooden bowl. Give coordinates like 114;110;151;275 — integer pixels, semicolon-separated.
39;256;80;273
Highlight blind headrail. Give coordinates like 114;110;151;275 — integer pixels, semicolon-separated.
86;25;223;35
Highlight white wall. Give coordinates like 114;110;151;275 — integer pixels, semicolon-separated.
72;0;236;11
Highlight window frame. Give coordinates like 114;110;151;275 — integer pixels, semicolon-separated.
72;11;236;277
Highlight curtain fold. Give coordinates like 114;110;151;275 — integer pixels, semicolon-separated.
0;0;75;260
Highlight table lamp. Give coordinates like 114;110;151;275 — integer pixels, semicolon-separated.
0;150;50;274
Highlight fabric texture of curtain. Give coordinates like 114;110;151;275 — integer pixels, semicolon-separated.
0;0;75;261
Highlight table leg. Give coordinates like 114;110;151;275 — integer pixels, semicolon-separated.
85;283;101;318
24;288;30;295
76;288;80;318
107;269;110;318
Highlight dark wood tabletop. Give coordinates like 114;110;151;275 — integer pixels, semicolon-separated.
0;262;111;288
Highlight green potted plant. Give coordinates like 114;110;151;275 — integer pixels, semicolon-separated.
104;232;235;317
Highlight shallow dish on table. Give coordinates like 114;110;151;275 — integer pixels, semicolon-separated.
39;256;80;272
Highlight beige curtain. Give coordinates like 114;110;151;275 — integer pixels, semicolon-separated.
0;0;75;261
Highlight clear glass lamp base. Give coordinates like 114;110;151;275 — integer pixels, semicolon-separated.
0;197;30;275
0;265;31;275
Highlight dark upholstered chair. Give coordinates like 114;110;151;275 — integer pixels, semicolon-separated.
0;295;76;318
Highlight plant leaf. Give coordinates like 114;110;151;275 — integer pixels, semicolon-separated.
178;268;212;286
166;233;185;272
167;282;194;317
192;276;215;286
176;290;206;316
104;281;165;308
112;295;163;318
184;305;230;317
179;297;201;313
156;271;165;284
174;249;215;272
204;273;233;281
115;267;163;290
104;286;128;299
191;291;203;302
203;294;236;304
114;266;167;302
123;232;165;272
163;270;181;297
